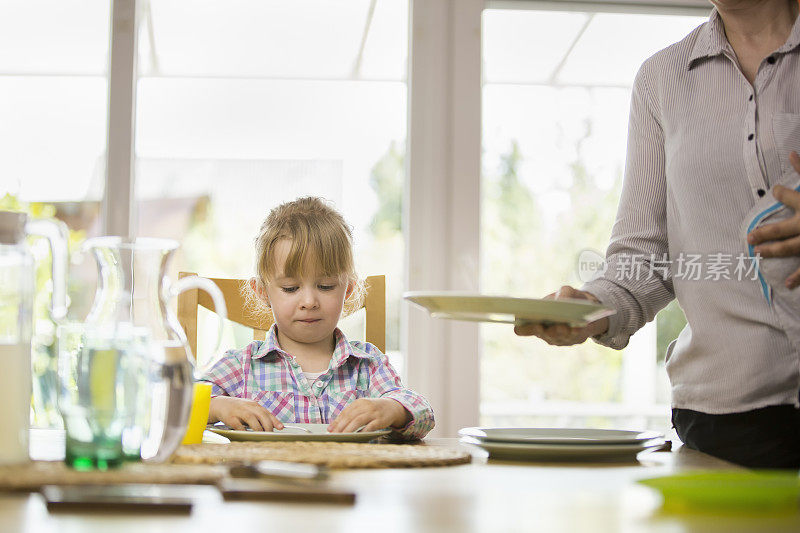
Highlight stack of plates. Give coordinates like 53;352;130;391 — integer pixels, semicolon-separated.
458;427;665;462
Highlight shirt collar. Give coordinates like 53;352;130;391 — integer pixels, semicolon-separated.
688;9;729;69
252;324;371;367
688;8;800;69
252;324;283;359
776;11;800;54
330;328;372;367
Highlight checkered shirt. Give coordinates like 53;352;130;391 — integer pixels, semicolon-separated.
199;325;435;440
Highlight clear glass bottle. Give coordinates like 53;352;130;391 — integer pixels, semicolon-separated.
0;211;68;464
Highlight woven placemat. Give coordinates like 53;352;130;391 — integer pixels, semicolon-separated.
172;441;472;469
0;461;225;492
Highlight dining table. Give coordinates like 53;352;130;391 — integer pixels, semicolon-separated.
0;429;798;533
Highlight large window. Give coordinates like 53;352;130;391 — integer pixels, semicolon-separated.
0;0;109;235
1;0;408;426
133;0;409;372
480;7;707;433
3;0;714;434
0;0;111;426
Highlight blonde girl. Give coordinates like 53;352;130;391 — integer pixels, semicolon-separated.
201;197;434;439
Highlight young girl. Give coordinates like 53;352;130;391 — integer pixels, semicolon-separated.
200;197;434;440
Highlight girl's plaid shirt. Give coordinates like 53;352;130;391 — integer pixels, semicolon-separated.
199;325;435;440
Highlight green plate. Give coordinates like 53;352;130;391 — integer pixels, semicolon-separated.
638;470;800;512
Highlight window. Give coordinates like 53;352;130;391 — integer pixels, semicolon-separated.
134;0;409;371
0;0;109;229
480;7;708;433
3;0;714;434
0;0;112;425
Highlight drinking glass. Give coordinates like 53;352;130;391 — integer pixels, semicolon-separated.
57;323;151;470
181;382;212;445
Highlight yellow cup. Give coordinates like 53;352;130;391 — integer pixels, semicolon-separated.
181;382;213;445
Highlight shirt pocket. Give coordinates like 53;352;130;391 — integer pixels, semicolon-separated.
326;388;369;419
251;390;295;422
772;113;800;176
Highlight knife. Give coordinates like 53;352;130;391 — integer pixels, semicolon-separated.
228;460;329;482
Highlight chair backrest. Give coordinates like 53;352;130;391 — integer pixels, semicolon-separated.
177;273;386;359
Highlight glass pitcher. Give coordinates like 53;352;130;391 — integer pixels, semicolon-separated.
0;211;68;464
77;236;226;463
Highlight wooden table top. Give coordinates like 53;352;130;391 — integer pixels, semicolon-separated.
2;430;798;533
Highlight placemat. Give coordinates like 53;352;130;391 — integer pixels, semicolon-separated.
172;441;472;469
0;461;225;492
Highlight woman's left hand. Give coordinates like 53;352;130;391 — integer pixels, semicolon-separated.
328;397;411;433
748;151;800;289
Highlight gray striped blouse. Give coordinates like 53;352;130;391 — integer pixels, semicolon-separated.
582;9;800;414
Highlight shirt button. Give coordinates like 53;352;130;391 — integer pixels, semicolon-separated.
757;189;766;197
747;134;754;141
314;381;324;388
767;56;776;64
748;94;753;101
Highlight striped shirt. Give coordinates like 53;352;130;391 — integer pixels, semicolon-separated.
582;9;800;414
199;325;435;440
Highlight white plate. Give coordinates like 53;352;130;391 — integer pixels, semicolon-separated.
208;423;391;443
201;429;231;444
458;427;664;445
404;292;615;327
460;436;665;462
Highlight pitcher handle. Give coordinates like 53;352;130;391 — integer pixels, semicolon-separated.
24;218;70;323
169;275;228;371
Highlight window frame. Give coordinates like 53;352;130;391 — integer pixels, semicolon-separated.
104;0;138;237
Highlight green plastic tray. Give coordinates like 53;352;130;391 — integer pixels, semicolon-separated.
638;470;800;512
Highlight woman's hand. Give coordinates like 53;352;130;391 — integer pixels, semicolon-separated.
208;396;284;432
328;398;411;433
747;151;800;289
514;285;610;345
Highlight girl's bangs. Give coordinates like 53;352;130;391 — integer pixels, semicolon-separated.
272;225;352;281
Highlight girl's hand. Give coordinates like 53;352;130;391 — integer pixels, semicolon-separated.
328;398;411;433
208;396;284;432
514;285;610;345
747;151;800;289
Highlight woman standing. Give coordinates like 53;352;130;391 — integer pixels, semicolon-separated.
517;0;800;468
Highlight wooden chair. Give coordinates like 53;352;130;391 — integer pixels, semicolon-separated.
177;273;386;359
